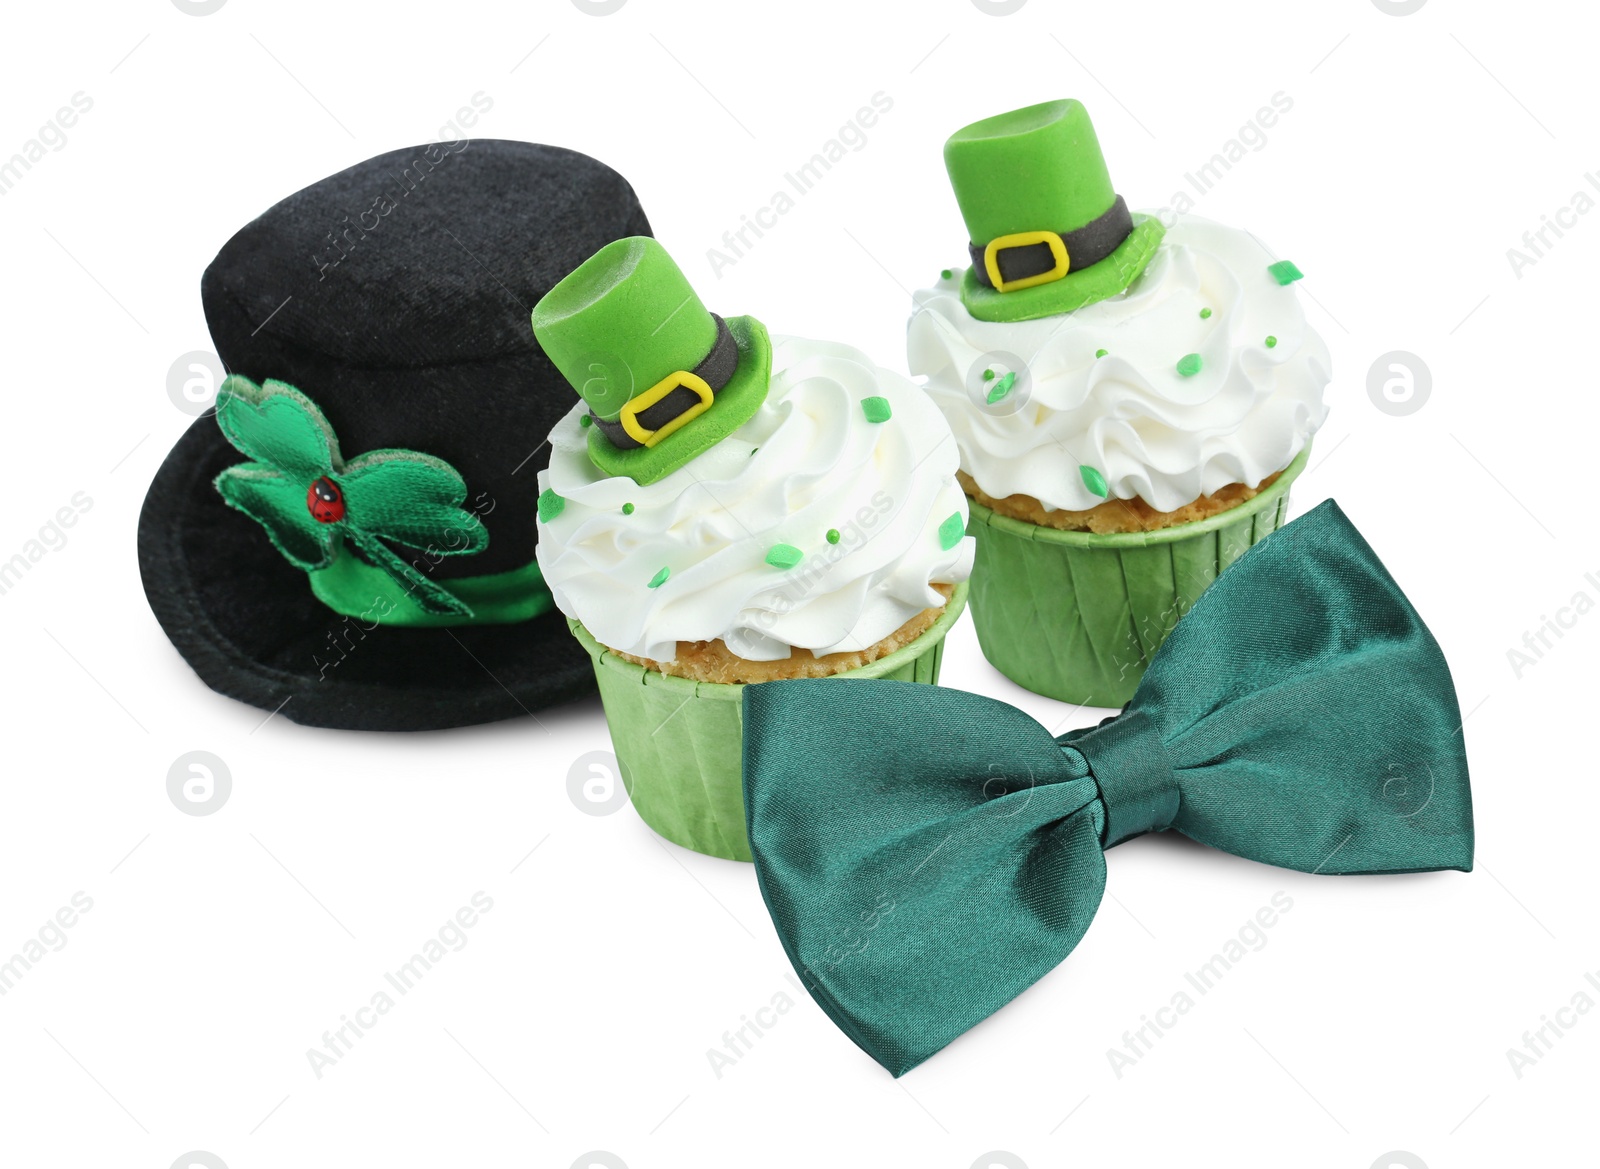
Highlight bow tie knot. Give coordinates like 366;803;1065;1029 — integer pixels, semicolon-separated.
1069;711;1180;848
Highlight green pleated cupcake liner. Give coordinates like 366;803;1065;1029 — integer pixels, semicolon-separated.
569;582;968;862
966;446;1309;708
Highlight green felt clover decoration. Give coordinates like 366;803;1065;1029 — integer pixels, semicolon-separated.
212;375;488;616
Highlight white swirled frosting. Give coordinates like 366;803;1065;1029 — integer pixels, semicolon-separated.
536;335;973;663
907;215;1331;513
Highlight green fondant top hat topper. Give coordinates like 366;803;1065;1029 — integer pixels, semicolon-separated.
945;99;1166;323
532;236;771;485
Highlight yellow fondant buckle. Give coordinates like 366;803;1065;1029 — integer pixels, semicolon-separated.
619;370;715;448
984;230;1071;293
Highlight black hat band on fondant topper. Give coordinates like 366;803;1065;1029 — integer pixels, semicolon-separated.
965;194;1135;292
532;236;772;486
587;313;740;452
138;139;653;730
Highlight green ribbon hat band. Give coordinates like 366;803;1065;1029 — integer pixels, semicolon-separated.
211;375;550;627
308;553;552;628
944;98;1166;322
741;501;1474;1076
531;236;771;486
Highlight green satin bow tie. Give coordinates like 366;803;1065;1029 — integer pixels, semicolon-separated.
741;500;1475;1076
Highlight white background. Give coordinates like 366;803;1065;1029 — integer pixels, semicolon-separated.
1;1;1594;1167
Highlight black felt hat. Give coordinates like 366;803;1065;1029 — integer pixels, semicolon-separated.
139;139;652;730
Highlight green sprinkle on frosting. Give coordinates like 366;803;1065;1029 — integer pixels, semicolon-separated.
1176;352;1203;378
1265;335;1278;349
579;413;592;428
860;396;892;423
766;543;803;569
622;503;635;515
941;268;953;281
826;528;841;545
986;371;1016;404
647;566;670;589
1199;307;1212;319
982;368;995;381
537;488;565;522
1267;260;1303;285
937;512;965;551
1095;348;1108;358
1080;465;1109;498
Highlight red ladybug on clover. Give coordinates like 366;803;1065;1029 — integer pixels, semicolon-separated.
306;476;346;523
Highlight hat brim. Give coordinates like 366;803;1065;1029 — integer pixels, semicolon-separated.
586;315;772;485
139;416;595;731
959;215;1166;323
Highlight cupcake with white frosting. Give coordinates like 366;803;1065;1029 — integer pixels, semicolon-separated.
908;100;1329;706
534;237;971;860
